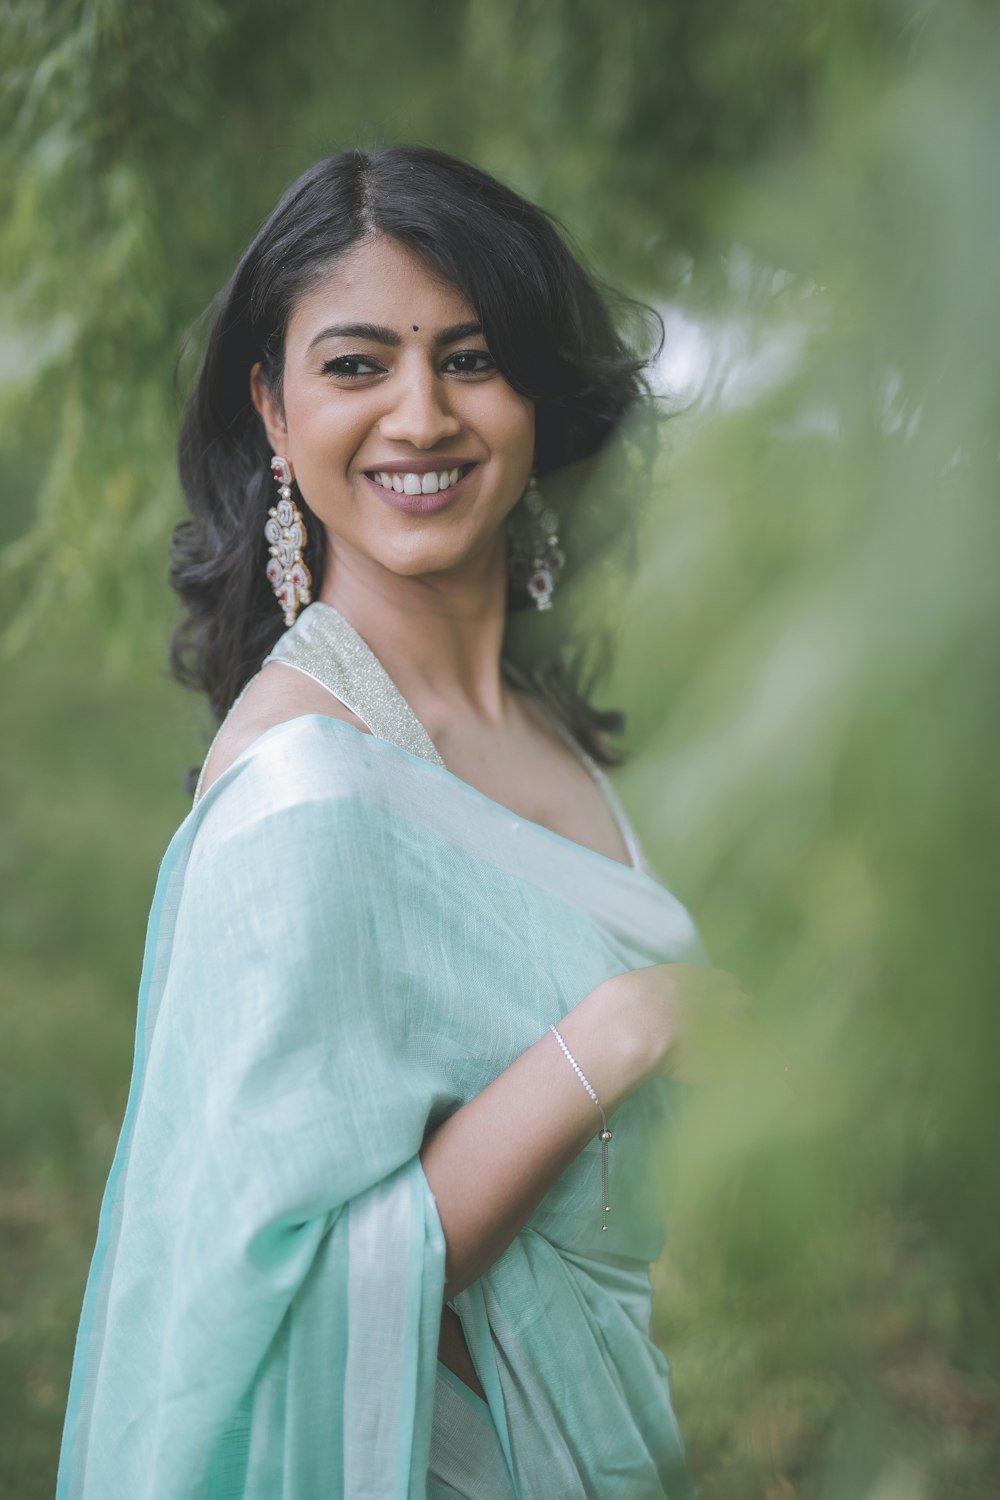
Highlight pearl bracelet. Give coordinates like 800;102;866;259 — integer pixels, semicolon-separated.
549;1023;613;1232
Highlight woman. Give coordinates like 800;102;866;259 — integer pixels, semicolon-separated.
57;145;739;1499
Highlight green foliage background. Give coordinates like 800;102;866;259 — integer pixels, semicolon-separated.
2;2;998;1495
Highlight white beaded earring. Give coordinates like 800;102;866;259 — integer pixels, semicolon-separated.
265;455;312;627
505;476;565;611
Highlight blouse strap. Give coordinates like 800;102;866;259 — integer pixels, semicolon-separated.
261;602;447;769
190;602;443;809
500;659;648;875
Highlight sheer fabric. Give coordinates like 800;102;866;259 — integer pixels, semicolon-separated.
57;605;703;1498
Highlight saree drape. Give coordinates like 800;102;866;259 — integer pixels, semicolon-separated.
57;605;705;1499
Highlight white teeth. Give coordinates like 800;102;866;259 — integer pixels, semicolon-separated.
370;466;468;494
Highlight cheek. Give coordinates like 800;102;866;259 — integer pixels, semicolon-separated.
478;387;535;459
285;387;353;447
284;394;376;495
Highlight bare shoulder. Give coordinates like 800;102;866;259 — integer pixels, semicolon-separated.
198;663;371;798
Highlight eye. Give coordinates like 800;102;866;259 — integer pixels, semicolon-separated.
321;354;385;378
443;350;496;376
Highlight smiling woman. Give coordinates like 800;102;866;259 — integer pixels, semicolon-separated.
56;146;738;1500
246;236;535;596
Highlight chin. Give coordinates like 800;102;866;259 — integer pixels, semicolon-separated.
382;550;477;583
377;526;502;580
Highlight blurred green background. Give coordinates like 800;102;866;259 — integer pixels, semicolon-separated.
2;2;998;1495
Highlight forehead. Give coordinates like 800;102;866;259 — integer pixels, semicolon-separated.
285;236;475;347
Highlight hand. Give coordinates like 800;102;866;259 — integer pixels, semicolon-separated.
593;962;751;1085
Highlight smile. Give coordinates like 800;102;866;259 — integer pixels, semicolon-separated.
365;464;476;496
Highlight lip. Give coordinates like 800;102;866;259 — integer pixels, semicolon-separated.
362;463;479;515
363;457;477;475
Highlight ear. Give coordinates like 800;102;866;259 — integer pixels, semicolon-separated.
250;361;289;455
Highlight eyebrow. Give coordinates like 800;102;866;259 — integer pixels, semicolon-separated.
307;320;484;352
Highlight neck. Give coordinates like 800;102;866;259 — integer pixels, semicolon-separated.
317;538;514;730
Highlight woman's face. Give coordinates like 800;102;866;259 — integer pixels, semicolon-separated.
251;235;535;593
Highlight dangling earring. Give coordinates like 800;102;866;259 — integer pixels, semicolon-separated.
505;476;565;611
265;455;312;628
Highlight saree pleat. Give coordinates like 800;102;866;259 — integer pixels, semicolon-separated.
428;1364;517;1498
58;690;705;1498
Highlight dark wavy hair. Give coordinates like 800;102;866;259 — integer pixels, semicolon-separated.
171;145;662;765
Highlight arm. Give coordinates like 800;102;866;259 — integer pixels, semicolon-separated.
423;959;748;1301
420;975;667;1302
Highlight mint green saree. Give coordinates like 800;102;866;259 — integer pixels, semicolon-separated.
57;603;703;1499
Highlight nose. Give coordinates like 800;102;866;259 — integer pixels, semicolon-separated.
377;363;462;449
